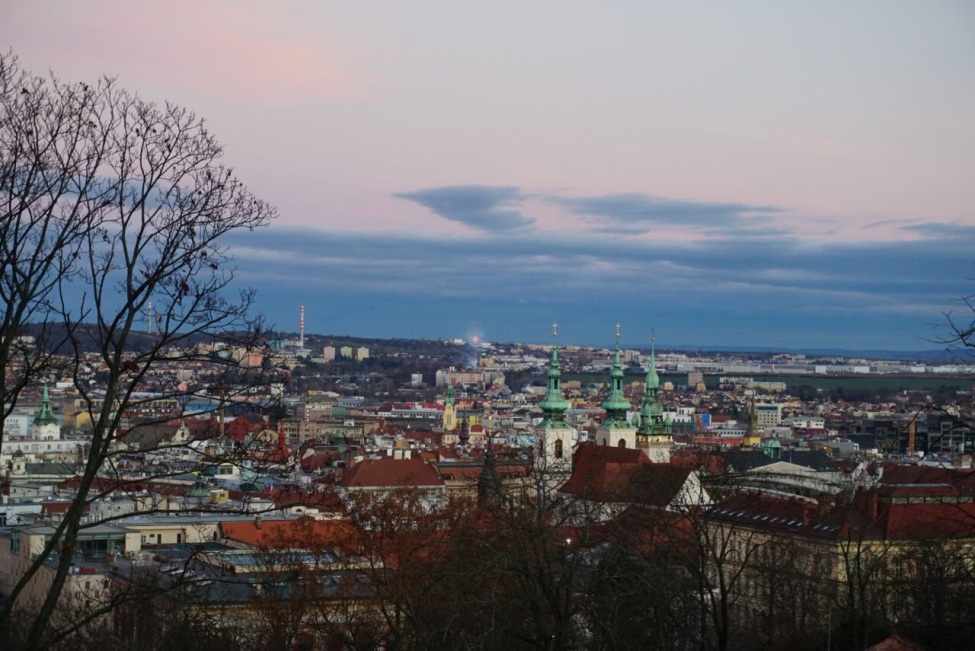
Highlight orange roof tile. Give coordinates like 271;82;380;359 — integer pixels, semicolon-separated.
339;457;444;488
561;444;693;506
220;518;356;548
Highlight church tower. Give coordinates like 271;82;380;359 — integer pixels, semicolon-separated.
442;381;458;432
596;324;637;449
637;335;673;463
32;383;61;441
743;395;762;447
535;323;576;476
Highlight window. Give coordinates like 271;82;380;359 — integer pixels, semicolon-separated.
554;439;563;459
617;439;626;448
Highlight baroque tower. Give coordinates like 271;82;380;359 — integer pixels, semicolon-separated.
442;381;458;432
535;323;577;476
596;324;637;449
32;383;61;441
637;335;673;463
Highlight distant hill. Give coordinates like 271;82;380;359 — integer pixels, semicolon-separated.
20;323;969;364
662;344;963;363
20;323;226;354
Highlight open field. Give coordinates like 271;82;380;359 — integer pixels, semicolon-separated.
567;372;974;393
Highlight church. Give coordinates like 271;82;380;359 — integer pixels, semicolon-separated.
534;325;675;479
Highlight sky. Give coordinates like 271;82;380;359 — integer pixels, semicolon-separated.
4;1;975;351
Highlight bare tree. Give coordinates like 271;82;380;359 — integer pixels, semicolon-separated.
0;52;275;649
888;535;975;650
941;291;975;359
0;52;105;444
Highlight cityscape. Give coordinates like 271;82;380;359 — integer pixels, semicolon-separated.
1;318;973;650
3;3;975;651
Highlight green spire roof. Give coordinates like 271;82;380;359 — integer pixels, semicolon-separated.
539;323;570;426
445;381;455;406
645;334;659;390
33;383;59;427
639;334;669;436
601;323;631;426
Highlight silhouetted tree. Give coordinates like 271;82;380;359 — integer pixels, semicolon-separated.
0;51;275;649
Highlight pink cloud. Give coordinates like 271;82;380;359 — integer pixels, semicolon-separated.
4;0;368;105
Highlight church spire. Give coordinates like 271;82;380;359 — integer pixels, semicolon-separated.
601;323;631;427
538;322;570;426
34;382;59;427
743;394;762;447
478;416;504;507
639;333;667;437
646;332;659;390
443;380;458;432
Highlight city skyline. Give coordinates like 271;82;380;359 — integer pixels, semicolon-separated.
4;1;974;350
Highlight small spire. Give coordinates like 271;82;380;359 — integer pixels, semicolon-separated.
639;331;667;436
539;324;570;426
602;323;631;425
34;382;59;427
478;415;502;507
646;332;659;390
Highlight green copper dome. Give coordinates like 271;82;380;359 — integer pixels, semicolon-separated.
188;476;210;500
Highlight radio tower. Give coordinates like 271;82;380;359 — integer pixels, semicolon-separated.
146;299;153;335
299;304;305;349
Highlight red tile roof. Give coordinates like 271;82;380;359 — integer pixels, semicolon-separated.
272;485;346;513
875;501;975;538
710;487;975;541
878;464;975;491
220;517;356;548
339;457;444;488
560;444;693;506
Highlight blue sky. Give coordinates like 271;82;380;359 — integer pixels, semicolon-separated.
4;1;974;350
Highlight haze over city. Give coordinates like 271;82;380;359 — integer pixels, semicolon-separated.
4;1;974;350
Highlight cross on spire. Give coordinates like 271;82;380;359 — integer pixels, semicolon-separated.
552;321;559;341
615;322;621;344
